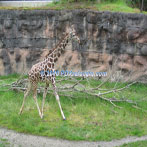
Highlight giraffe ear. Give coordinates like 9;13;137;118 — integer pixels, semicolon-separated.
63;32;66;35
71;25;75;31
66;25;75;33
66;27;71;33
71;25;74;29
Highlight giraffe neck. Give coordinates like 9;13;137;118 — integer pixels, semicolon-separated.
45;33;70;63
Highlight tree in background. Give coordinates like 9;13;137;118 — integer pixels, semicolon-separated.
127;0;147;11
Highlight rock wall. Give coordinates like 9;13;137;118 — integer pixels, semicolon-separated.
0;10;147;82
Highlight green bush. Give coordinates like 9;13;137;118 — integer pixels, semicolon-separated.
127;0;147;11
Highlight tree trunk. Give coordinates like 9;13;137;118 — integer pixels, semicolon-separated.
140;0;144;12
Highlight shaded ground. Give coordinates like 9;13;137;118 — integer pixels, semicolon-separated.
0;128;147;147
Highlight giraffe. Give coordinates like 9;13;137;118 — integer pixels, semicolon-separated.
19;26;80;120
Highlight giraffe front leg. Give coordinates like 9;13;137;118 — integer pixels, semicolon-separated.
52;80;66;120
55;92;66;120
41;83;49;118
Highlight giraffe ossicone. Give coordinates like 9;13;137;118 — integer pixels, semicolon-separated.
19;26;80;120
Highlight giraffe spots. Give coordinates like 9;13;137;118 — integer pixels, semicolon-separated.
54;58;58;62
43;61;46;65
61;49;65;54
63;43;66;48
34;72;38;77
48;63;51;68
45;71;48;76
41;75;45;80
50;58;53;62
34;77;38;81
45;65;47;70
61;47;63;51
59;44;62;48
39;75;42;80
45;50;52;57
54;54;56;58
58;53;61;57
48;50;52;55
49;50;52;54
51;53;54;58
52;63;54;68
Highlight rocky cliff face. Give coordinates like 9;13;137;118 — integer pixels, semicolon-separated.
0;10;147;82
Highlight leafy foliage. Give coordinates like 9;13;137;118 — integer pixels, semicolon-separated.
127;0;147;11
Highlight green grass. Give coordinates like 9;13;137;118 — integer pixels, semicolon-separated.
0;138;9;147
0;143;5;147
0;142;4;147
0;74;147;141
95;0;140;13
119;140;147;147
0;0;146;14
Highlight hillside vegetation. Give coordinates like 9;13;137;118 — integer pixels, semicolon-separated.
0;0;146;14
48;0;147;13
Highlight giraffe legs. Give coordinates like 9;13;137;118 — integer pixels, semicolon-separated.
19;78;66;120
41;83;49;118
33;86;42;119
19;82;31;115
52;79;66;120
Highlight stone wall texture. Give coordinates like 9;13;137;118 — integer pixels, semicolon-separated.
0;10;147;82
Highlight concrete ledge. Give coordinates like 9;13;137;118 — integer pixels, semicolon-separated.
0;1;53;7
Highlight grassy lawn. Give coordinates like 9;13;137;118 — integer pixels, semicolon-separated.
0;74;146;141
119;140;147;147
0;0;146;14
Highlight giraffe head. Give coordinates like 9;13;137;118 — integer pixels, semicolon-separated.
68;25;80;44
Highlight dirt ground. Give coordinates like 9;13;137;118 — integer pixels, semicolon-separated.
0;128;147;147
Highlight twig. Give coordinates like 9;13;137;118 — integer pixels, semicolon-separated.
95;81;137;97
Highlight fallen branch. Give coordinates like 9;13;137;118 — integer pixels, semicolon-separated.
0;76;146;111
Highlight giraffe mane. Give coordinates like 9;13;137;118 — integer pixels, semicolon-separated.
45;33;69;58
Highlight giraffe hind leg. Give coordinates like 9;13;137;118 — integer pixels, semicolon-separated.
19;82;31;115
